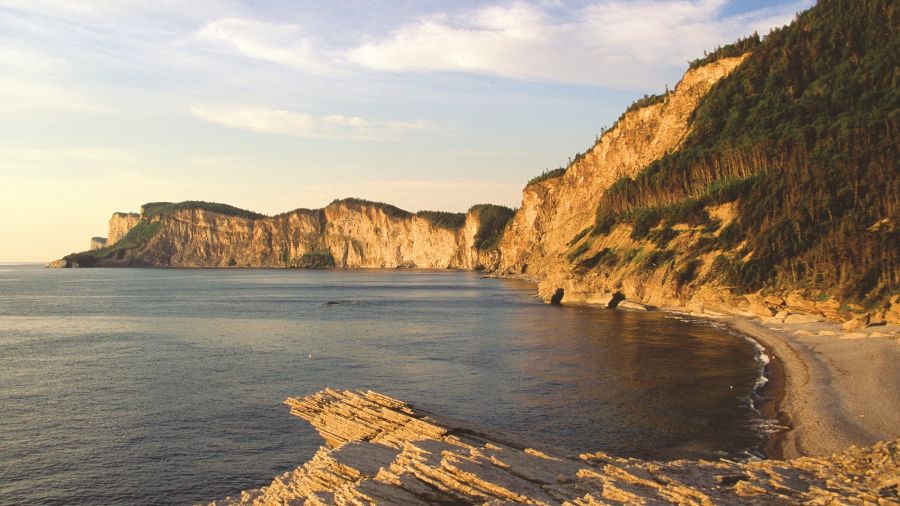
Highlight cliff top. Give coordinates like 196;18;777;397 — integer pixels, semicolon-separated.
328;197;413;219
689;32;762;69
140;201;266;220
523;35;759;190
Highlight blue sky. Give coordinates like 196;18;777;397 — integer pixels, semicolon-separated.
0;0;812;261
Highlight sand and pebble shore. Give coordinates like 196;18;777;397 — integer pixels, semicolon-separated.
666;306;900;460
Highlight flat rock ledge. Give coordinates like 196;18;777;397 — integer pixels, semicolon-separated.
209;389;899;505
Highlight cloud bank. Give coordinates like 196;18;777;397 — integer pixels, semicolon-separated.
197;0;808;88
190;104;427;140
197;18;325;71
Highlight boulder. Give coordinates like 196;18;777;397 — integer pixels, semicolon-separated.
745;295;776;317
773;310;791;322
887;295;900;325
842;314;870;331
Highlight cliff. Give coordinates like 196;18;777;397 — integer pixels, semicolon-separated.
54;199;509;269
498;0;898;325
89;237;107;250
495;54;747;298
107;212;141;246
208;389;900;505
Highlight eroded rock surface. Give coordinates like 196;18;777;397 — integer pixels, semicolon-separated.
107;212;141;246
209;389;900;505
90;236;107;250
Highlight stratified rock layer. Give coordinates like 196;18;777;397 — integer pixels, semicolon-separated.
107;212;140;245
209;389;900;505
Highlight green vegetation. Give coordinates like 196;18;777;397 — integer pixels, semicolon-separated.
470;204;515;251
577;248;618;271
637;249;675;272
647;227;677;248
674;258;703;289
688;32;762;69
526;167;566;186
293;249;335;268
624;92;668;114
114;221;162;250
568;226;593;247
142;201;266;220
567;241;592;262
589;0;899;306
63;219;163;266
331;198;412;219
416;210;466;229
273;207;321;219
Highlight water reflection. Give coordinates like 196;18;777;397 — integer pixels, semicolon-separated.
0;266;762;505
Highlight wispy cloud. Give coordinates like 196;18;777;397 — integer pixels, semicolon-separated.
197;18;325;70
346;0;806;87
187;1;809;89
189;104;428;140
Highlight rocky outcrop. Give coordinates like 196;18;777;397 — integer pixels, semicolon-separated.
107;212;140;246
90;237;107;250
209;389;900;505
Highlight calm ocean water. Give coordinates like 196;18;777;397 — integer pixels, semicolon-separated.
0;265;766;505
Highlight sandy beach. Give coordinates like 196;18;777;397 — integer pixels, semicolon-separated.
711;313;900;459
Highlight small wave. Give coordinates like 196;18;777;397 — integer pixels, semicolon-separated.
753;374;769;391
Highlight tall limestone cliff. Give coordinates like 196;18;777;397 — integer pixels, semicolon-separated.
107;212;140;246
56;200;508;269
497;55;748;283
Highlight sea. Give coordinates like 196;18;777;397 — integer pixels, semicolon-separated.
0;264;769;505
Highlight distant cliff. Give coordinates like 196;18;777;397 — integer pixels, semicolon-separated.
54;199;510;270
107;212;140;246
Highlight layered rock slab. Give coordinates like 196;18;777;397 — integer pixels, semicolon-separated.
208;389;899;505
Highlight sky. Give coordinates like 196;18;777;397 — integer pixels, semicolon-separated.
0;0;813;262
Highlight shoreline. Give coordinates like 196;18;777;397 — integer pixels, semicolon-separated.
210;389;900;504
752;336;789;460
663;307;900;460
